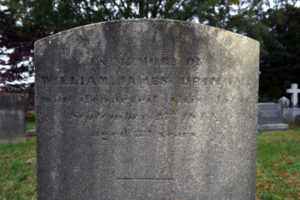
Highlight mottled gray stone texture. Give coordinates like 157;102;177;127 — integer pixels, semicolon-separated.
0;93;26;143
35;19;259;200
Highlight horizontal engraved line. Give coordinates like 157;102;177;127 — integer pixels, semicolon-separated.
67;56;204;66
38;75;241;86
117;177;174;181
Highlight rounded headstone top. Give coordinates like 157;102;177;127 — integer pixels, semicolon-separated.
35;19;259;49
278;96;290;107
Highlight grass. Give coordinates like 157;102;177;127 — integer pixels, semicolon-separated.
25;110;35;132
256;125;300;200
25;119;35;132
0;138;36;200
0;121;299;199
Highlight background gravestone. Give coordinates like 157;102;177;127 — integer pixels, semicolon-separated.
35;19;259;200
282;83;300;122
0;93;26;143
278;96;290;109
258;103;288;130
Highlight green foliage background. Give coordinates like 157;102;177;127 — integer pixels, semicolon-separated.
0;0;299;100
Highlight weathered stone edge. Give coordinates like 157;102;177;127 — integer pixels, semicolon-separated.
34;19;259;48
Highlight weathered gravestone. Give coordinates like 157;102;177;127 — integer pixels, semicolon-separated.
0;93;26;143
258;103;288;130
282;107;300;122
35;19;259;200
278;96;290;108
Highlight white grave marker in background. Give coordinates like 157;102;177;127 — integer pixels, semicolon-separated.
286;83;300;107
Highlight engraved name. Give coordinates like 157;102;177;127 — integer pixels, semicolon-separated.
40;75;241;86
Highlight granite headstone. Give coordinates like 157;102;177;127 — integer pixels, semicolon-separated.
35;19;259;200
282;107;300;122
0;93;26;143
258;103;288;130
278;96;290;108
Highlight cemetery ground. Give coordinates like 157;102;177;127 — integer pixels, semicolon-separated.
0;121;299;200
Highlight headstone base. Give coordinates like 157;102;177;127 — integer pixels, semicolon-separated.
0;137;26;143
259;123;288;131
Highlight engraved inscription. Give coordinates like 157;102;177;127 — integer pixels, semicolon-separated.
90;129;197;138
83;56;205;67
40;75;242;86
69;111;197;120
39;94;205;104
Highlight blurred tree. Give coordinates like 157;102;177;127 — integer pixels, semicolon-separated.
0;0;238;91
258;5;300;100
0;0;299;102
